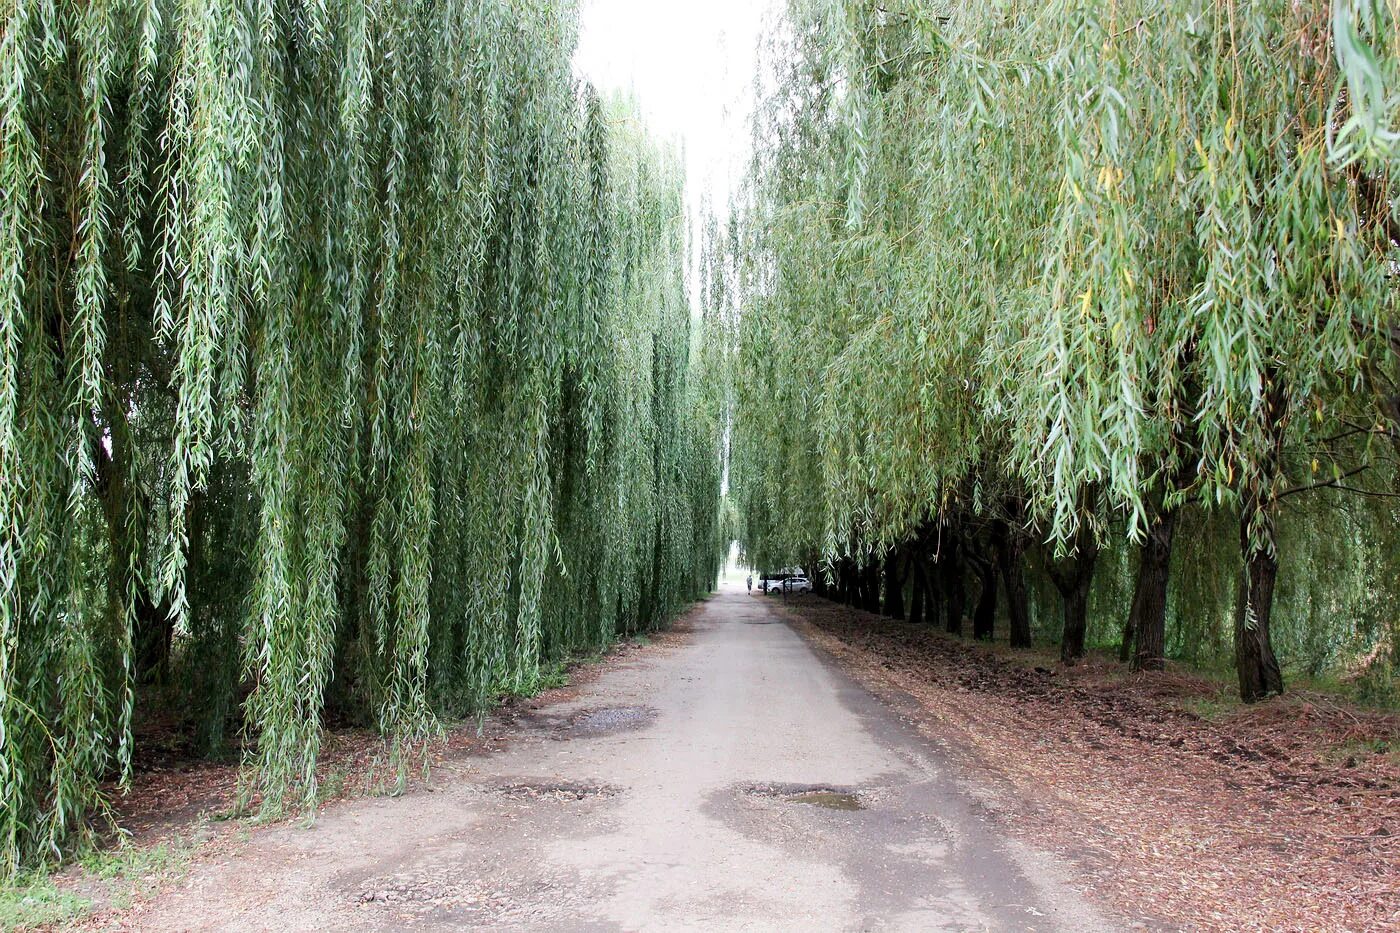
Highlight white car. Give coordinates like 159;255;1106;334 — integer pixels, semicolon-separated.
763;578;786;593
783;576;812;594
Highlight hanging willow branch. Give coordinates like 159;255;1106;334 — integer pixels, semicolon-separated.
0;0;725;876
732;0;1400;702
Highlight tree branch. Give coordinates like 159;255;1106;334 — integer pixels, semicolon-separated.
1276;464;1372;501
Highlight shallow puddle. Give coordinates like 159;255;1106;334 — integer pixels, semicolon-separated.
742;781;866;811
787;790;864;811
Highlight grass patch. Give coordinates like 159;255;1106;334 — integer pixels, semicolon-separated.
1322;736;1397;766
1179;693;1243;722
0;873;90;931
495;638;626;702
1290;668;1400;712
536;660;571;691
0;831;201;931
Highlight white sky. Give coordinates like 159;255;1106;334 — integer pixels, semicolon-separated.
574;0;778;221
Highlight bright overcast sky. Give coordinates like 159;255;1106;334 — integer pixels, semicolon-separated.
574;0;779;218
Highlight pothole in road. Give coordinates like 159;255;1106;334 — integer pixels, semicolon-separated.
358;880;457;905
564;705;657;737
487;780;621;801
354;873;575;917
502;703;658;740
742;782;866;811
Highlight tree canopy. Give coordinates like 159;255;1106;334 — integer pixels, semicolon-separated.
0;0;724;876
731;0;1400;702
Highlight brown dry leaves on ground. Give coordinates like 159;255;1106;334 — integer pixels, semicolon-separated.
775;595;1400;933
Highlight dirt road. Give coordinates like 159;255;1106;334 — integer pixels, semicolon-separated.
111;584;1113;931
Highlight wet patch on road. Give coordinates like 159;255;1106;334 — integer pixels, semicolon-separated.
789;790;864;811
741;781;867;811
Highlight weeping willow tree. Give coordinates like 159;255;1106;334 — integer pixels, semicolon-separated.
0;0;723;877
733;1;1400;700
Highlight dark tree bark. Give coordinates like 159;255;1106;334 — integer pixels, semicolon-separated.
810;554;831;597
971;542;997;641
1128;498;1179;672
863;561;882;614
93;395;175;686
883;548;905;620
994;519;1032;649
938;534;966;636
1048;528;1100;665
925;563;943;629
1235;376;1287;703
1235;513;1284;702
1235;545;1284;702
907;549;926;625
1118;600;1136;663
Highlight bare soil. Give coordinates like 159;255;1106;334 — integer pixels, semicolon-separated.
772;594;1400;933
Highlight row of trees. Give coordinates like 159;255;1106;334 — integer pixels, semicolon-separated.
0;0;724;875
731;1;1400;704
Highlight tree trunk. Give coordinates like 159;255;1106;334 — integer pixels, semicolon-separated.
972;549;997;642
1237;459;1288;697
1118;603;1135;663
863;561;882;614
883;548;905;620
1061;587;1088;663
1234;373;1288;702
811;555;830;597
1235;548;1285;703
1049;529;1100;665
1128;504;1178;672
939;535;965;636
907;552;926;625
926;564;942;629
995;520;1031;648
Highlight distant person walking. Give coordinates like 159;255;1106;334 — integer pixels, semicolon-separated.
746;574;752;593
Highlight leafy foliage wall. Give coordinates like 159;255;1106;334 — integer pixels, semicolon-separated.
0;0;724;875
731;0;1400;702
